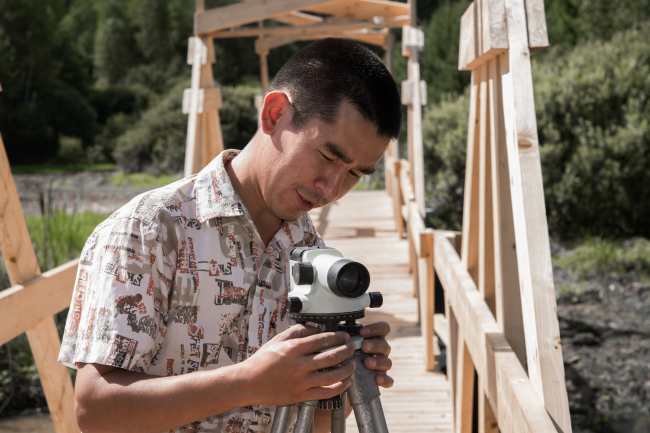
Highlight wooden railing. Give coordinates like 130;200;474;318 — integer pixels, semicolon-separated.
0;128;80;432
386;0;573;431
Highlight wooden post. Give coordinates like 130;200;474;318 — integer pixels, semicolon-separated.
0;132;79;433
500;0;572;424
392;159;404;239
477;62;496;316
455;340;475;433
488;53;525;368
461;69;481;285
185;3;224;177
402;20;426;219
419;229;436;371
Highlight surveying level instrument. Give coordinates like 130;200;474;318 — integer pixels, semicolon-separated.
270;247;389;433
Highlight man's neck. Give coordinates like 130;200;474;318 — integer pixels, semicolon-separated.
225;145;282;247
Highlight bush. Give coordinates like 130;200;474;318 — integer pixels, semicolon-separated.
220;83;260;151
534;23;650;238
113;81;260;174
422;91;469;230
422;24;650;238
113;80;187;174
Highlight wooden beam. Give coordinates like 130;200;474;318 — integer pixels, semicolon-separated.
501;0;571;428
447;300;460;423
0;133;79;433
524;0;549;53
477;62;496;316
26;317;79;432
391;158;404;239
458;0;507;71
488;54;525;367
0;259;79;345
419;229;436;371
304;0;410;22
458;2;477;71
210;21;386;39
196;0;338;36
455;340;475;433
461;69;481;284
434;233;561;433
234;0;324;27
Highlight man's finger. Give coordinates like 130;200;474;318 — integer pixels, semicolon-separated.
311;341;355;370
364;356;392;372
294;331;350;354
359;321;390;338
273;324;320;341
362;339;391;357
375;373;394;389
308;360;356;388
303;379;353;402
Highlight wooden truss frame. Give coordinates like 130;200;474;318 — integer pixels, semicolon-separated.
182;0;426;194
386;0;573;431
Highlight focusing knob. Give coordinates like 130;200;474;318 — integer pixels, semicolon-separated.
338;322;363;336
287;297;303;313
369;292;383;308
292;263;314;286
317;395;343;410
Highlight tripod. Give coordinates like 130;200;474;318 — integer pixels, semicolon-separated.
270;319;389;433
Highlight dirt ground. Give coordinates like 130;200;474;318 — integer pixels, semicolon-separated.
3;171;649;432
555;264;650;433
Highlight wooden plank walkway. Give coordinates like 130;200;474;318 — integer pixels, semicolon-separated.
310;190;453;432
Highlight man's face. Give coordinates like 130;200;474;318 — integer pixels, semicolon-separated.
259;101;390;222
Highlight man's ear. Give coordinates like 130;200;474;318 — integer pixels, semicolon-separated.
260;91;292;135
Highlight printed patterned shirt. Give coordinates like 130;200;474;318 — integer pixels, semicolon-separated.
58;149;323;432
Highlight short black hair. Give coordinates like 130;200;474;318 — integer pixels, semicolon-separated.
268;38;401;140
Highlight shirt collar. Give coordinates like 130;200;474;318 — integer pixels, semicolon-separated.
194;150;320;252
194;149;246;224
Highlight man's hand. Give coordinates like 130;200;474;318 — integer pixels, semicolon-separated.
239;324;357;406
359;321;393;388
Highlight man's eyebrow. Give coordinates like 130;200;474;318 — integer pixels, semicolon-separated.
324;142;376;175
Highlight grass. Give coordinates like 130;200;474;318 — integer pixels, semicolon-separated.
104;171;182;190
23;211;109;272
10;163;117;175
554;237;650;282
0;209;108;417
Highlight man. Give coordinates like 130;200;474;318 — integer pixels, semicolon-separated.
58;38;402;433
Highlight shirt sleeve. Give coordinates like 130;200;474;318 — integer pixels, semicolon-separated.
58;210;177;373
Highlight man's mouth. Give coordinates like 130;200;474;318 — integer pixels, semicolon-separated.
296;191;317;211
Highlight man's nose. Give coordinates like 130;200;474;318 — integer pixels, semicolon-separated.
315;168;347;203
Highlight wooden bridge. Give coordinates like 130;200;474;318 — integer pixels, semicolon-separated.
0;0;573;432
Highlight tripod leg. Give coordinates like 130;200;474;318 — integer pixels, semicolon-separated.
331;392;347;433
294;400;318;433
347;352;389;433
270;405;292;433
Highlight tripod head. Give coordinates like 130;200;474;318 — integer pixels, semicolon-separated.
287;246;383;325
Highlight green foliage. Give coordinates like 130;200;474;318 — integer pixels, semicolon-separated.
113;80;187;174
220;83;260;151
93;5;137;86
113;80;260;174
421;91;470;231
554;237;650;281
534;23;650;238
420;0;472;104
25;211;109;272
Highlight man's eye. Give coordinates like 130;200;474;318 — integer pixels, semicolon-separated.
320;152;334;162
349;171;363;178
